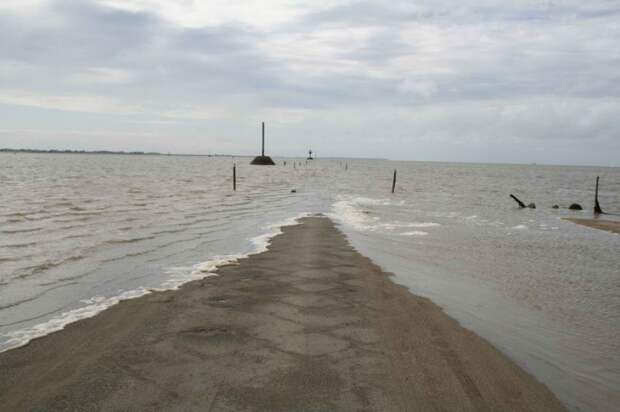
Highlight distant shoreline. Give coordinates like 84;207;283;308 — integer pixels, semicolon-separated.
0;148;231;157
0;150;613;166
0;149;385;160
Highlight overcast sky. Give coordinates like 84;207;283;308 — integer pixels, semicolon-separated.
1;0;619;165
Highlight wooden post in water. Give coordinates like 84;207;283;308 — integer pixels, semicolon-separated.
233;164;236;191
509;194;526;208
391;169;397;193
594;176;603;214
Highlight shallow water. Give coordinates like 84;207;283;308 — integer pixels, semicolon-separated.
0;153;618;411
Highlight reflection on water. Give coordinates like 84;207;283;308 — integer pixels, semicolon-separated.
1;153;618;411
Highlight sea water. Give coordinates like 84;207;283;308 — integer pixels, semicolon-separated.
0;153;618;411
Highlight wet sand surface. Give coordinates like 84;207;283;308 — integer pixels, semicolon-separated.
0;217;565;411
564;217;620;235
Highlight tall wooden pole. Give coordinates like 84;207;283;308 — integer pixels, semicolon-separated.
261;122;265;157
250;121;275;165
594;176;603;214
233;164;236;191
391;169;397;193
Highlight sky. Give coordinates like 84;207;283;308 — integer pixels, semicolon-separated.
0;0;619;165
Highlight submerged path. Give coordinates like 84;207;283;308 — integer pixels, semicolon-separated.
0;216;565;411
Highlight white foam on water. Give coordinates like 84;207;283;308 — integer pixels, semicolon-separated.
348;197;394;206
405;222;440;228
400;231;429;236
330;198;383;231
375;222;439;231
0;212;310;353
80;296;106;305
1;288;152;352
154;256;236;291
330;196;438;233
512;224;528;230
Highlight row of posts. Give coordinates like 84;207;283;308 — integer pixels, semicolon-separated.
232;165;605;215
232;161;394;193
232;160;349;191
509;176;606;214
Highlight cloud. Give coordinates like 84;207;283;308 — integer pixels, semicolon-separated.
0;0;618;165
70;67;135;84
398;79;438;98
96;0;350;29
0;89;143;114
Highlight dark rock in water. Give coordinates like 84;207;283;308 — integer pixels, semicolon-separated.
527;203;536;209
552;205;559;209
569;203;583;210
290;189;297;193
250;155;275;165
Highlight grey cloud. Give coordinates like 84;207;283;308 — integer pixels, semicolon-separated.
1;1;312;114
0;0;618;165
1;1;157;66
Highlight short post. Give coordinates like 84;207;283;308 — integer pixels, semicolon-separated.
391;169;397;193
233;164;237;191
594;176;603;214
509;194;526;208
345;162;348;171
